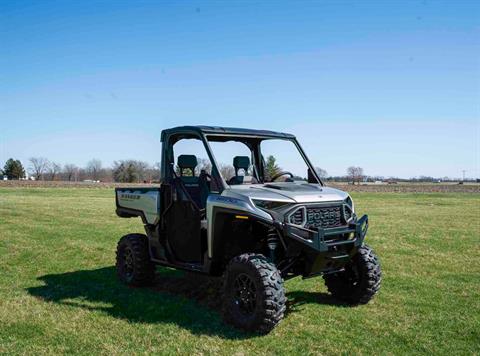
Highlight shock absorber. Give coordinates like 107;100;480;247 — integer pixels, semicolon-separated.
267;229;279;263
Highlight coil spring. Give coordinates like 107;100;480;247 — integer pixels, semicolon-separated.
267;229;278;262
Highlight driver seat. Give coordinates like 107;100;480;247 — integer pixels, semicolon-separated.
177;155;210;209
228;156;258;185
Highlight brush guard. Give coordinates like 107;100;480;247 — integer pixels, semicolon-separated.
283;215;369;253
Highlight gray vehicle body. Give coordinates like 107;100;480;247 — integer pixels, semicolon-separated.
116;126;368;279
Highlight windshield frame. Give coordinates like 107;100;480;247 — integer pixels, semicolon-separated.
203;133;323;187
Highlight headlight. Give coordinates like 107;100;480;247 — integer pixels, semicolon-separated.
252;199;290;211
344;196;354;211
344;196;355;222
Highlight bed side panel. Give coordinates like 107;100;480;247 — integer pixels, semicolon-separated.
115;188;160;225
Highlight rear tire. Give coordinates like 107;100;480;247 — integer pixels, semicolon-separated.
323;245;381;304
222;253;286;334
116;233;155;286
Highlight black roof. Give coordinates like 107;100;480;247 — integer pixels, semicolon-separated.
161;125;295;140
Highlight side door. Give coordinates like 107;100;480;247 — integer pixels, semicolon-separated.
160;137;214;264
162;181;202;263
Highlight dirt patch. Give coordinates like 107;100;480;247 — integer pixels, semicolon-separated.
327;183;480;193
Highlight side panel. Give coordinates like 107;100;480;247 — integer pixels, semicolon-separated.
115;187;161;225
206;190;273;258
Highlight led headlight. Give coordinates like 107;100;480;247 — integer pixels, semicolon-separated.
343;195;355;222
344;196;354;210
252;199;290;211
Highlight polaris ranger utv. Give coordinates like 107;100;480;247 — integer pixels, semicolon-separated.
115;126;381;333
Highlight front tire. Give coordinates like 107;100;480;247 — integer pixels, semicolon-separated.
323;245;381;304
222;253;286;334
116;233;155;286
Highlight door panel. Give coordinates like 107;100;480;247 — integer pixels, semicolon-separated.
163;183;203;263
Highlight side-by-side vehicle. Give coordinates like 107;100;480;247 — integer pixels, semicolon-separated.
115;126;381;333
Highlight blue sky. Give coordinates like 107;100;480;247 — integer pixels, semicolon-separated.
1;0;478;178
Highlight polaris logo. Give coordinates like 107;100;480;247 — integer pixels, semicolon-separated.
213;196;241;205
308;210;339;220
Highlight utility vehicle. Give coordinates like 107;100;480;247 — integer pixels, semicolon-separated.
115;126;381;333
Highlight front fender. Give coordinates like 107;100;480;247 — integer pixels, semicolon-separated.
206;193;273;258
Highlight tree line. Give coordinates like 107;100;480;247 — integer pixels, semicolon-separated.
1;156;473;184
265;155;365;184
1;158;161;183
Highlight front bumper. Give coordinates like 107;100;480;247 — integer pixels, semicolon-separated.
283;214;369;253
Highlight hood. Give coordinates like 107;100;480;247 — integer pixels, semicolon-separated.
227;182;349;204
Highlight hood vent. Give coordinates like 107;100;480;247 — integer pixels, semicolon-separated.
264;184;282;190
263;183;322;192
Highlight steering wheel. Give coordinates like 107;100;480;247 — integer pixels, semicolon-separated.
270;171;294;182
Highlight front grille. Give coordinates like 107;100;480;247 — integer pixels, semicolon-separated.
288;204;349;229
305;206;343;229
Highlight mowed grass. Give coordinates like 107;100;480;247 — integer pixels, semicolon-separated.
0;188;479;355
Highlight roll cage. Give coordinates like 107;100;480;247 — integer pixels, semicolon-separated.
160;125;324;189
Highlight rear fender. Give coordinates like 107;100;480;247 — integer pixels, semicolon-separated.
115;187;161;225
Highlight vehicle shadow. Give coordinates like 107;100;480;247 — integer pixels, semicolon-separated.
285;290;352;312
27;266;348;337
27;266;247;339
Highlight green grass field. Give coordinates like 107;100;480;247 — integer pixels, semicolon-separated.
0;188;479;355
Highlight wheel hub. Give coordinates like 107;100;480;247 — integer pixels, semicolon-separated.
124;248;134;277
233;273;257;315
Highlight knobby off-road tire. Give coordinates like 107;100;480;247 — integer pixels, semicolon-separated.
116;233;155;286
323;245;381;304
222;253;286;334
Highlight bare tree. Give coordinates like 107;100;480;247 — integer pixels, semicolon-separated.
315;167;328;179
218;163;235;180
86;159;102;181
112;160;149;183
142;163;161;183
153;162;161;181
141;162;162;183
196;158;212;175
47;162;62;181
77;167;87;181
347;166;364;185
63;164;78;181
29;157;49;180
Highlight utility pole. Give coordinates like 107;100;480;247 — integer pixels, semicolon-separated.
462;170;466;182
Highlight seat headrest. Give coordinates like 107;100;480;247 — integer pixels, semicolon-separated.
233;156;250;172
178;155;198;169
